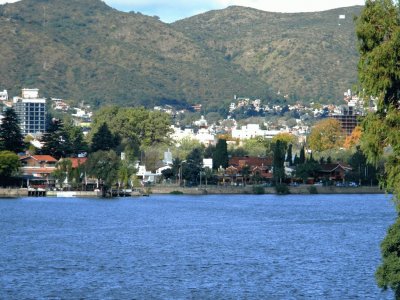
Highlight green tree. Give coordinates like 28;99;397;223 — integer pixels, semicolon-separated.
91;122;119;152
0;108;24;153
64;122;88;155
117;160;136;189
242;137;271;157
174;137;203;161
0;151;20;184
299;146;306;164
272;140;286;184
286;144;293;166
356;0;400;296
183;147;203;185
295;161;321;183
348;146;378;186
85;150;120;192
90;106;172;148
213;139;228;169
40;119;72;159
53;159;73;188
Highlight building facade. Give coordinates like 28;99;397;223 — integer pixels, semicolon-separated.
13;88;46;135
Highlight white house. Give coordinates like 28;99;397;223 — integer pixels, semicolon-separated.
0;90;8;101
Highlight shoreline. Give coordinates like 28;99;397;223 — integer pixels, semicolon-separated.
0;186;385;198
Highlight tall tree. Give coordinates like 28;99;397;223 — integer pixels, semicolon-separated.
64;122;89;155
182;147;203;185
299;146;306;165
40;119;72;159
213;139;228;169
286;144;293;166
272;140;286;184
0;108;24;153
356;0;400;296
91;122;119;152
85;150;120;191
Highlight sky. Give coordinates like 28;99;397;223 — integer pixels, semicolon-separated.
0;0;366;23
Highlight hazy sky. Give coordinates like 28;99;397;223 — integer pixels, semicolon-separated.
0;0;365;23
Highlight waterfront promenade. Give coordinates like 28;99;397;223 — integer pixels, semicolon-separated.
0;185;384;197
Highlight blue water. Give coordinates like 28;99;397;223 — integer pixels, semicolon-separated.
0;194;395;299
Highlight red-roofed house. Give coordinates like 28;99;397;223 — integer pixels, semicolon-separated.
316;163;352;181
218;156;273;185
19;155;58;179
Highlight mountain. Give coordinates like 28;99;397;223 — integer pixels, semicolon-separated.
0;0;362;109
173;6;363;103
0;0;269;109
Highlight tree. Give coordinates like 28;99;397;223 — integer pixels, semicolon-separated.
348;146;378;186
0;108;24;153
53;159;73;189
213;139;228;169
85;150;120;192
356;0;400;296
91;122;119;152
343;126;362;149
308;118;345;152
299;146;306;164
242;137;270;157
174;137;203;161
295;161;320;183
64;122;89;155
182;148;203;185
40;119;72;159
286;144;293;166
90;106;172;149
0;151;20;183
272;140;286;184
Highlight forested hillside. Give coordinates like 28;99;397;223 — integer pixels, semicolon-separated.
0;0;361;109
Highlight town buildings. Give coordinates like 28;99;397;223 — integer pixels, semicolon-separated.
13;89;46;136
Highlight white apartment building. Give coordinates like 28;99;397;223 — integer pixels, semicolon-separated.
231;124;265;139
0;90;8;101
13;88;46;135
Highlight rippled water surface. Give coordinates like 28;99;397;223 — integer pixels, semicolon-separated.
0;194;395;299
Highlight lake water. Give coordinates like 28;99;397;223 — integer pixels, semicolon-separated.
0;194;395;299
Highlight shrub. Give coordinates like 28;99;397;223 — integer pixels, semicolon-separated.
275;184;290;195
308;186;318;194
170;190;183;195
252;185;265;194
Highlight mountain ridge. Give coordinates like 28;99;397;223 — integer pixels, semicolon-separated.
0;0;362;109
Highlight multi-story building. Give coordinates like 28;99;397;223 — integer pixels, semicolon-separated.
13;88;46;135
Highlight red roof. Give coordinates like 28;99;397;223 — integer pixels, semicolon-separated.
20;155;57;162
69;157;87;168
229;156;273;169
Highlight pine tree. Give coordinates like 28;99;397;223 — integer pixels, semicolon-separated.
91;122;119;152
299;146;306;164
0;108;24;153
40;119;72;159
272;140;286;184
212;139;228;169
286;144;293;166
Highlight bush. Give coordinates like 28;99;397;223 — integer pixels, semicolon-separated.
170;190;183;195
275;184;290;195
252;185;265;194
308;186;318;194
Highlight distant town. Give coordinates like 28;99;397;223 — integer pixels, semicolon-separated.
0;87;379;195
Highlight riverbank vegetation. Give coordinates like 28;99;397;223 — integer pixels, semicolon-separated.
355;0;400;297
